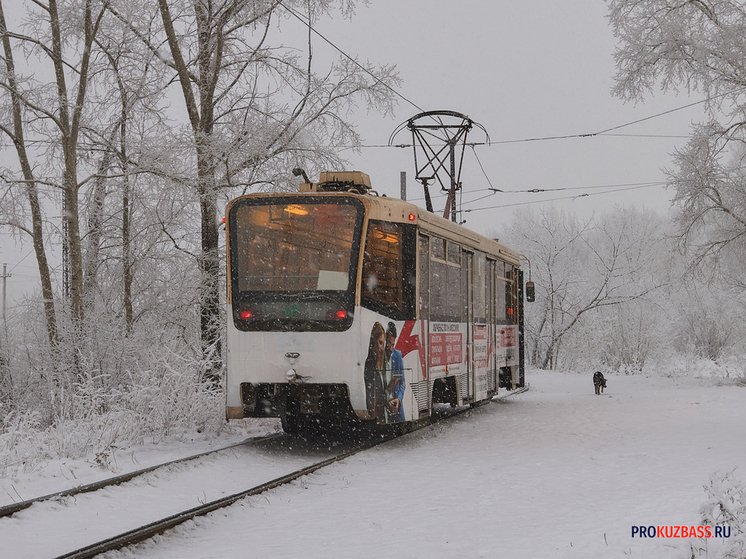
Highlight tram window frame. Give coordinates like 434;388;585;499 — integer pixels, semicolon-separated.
429;236;462;323
361;220;417;321
505;263;518;324
228;195;364;332
431;236;446;260
487;258;496;329
418;234;430;320
473;252;486;323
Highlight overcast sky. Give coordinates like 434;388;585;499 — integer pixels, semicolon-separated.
316;0;706;237
0;1;707;302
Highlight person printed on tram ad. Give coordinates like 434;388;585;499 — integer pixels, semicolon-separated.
363;322;386;420
385;322;406;422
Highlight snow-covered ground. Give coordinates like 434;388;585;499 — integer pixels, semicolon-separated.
2;369;745;558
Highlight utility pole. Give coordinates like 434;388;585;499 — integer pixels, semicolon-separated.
449;138;457;223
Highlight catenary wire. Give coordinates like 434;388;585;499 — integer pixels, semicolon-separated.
278;1;426;114
460;183;664;213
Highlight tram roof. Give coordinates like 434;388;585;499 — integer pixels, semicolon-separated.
226;172;521;268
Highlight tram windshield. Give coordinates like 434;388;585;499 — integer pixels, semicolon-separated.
228;196;364;331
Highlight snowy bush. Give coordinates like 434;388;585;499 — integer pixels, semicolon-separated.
690;470;746;559
0;294;230;476
0;360;226;476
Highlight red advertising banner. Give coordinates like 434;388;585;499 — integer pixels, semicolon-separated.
473;325;488;366
429;333;462;366
500;327;516;348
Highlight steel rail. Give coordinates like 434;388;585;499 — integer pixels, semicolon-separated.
30;389;527;558
54;433;395;559
493;385;530;401
0;432;284;519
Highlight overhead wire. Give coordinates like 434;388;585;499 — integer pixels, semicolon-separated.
277;1;426;114
0;3;718;216
272;7;698;211
454;181;666;210
206;12;741;214
461;182;666;214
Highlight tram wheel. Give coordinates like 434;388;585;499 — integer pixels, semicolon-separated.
280;412;297;435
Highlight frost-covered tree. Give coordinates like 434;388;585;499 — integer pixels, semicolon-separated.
0;0;170;366
505;207;665;369
608;0;746;272
114;0;400;376
0;0;399;381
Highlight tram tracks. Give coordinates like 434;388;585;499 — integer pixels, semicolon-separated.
0;428;396;559
0;432;284;519
2;388;529;558
52;389;530;558
54;433;396;559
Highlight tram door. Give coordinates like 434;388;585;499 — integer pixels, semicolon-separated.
417;234;431;416
464;251;473;401
472;252;489;401
486;259;497;394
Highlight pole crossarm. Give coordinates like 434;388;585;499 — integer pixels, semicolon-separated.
390;110;489;222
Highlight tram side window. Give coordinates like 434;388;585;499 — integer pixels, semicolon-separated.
496;261;508;324
447;242;460;265
461;252;469;322
430;236;461;322
419;235;430;319
432;236;446;260
430;258;447;321
505;264;518;324
487;259;496;328
474;252;486;323
362;221;416;320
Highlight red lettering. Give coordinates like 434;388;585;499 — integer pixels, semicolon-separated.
705;526;712;538
674;526;680;538
429;332;462;366
501;327;516;347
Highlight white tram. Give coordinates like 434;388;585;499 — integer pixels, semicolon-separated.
225;171;528;434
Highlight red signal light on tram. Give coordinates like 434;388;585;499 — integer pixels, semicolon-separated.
240;310;253;320
408;213;416;221
335;310;347;319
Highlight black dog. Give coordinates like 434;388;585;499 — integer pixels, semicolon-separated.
593;371;607;395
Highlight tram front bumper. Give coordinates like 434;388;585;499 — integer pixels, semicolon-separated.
239;382;354;420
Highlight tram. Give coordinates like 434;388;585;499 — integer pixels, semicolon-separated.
225;171;529;434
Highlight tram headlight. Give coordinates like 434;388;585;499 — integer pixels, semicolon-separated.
286;369;297;382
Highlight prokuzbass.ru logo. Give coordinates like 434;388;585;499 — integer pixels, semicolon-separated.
632;525;732;538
